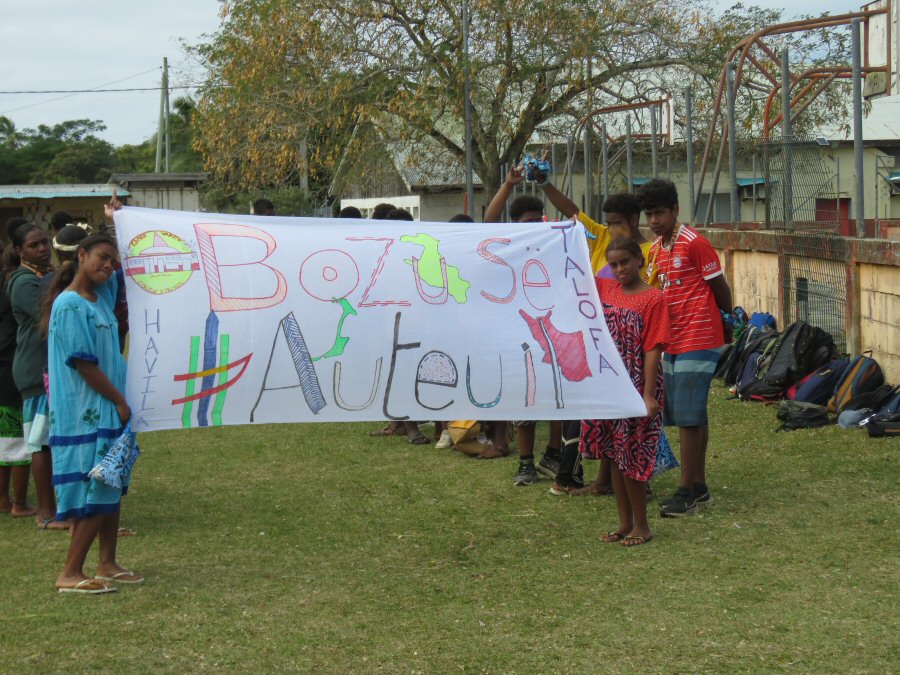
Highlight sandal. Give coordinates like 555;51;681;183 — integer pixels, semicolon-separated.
57;578;117;594
36;517;69;531
408;433;430;445
600;531;627;543
620;535;653;547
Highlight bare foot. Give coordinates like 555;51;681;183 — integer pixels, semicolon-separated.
11;503;38;517
476;444;510;459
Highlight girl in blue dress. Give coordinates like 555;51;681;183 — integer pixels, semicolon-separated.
44;234;141;593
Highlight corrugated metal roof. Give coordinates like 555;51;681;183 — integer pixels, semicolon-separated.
389;139;483;191
0;184;130;199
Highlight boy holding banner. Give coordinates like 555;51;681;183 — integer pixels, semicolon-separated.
482;165;562;485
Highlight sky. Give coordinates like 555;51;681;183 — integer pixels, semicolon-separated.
0;0;875;147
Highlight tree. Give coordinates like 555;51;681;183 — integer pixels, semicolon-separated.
193;0;729;197
0;116;19;150
113;97;204;174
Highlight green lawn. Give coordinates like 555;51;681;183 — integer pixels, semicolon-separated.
1;385;897;672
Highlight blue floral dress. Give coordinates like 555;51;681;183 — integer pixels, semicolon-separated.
48;277;128;520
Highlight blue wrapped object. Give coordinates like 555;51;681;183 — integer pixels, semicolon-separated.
522;154;551;182
651;430;679;478
88;422;140;489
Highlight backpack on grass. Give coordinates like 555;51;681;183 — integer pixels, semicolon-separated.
776;400;834;431
734;344;781;401
759;321;835;390
864;412;900;438
874;386;900;416
736;338;785;401
842;384;899;413
828;353;885;414
791;358;851;406
717;326;778;385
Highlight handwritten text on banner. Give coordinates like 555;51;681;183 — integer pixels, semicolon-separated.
113;207;646;432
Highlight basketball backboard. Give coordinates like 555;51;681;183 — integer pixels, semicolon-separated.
862;0;897;98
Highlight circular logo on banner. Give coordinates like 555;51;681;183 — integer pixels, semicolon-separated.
124;230;200;295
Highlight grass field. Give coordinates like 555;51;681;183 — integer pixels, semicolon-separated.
0;384;897;672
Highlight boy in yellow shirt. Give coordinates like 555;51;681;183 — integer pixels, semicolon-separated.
535;173;656;286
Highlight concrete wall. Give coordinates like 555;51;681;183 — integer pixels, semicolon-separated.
125;186;201;212
707;228;900;383
729;250;781;323
859;262;900;380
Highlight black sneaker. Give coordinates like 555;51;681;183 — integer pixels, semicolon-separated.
660;489;699;518
536;447;561;478
514;459;538;486
692;483;713;507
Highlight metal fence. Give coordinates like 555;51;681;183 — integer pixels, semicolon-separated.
762;134;848;350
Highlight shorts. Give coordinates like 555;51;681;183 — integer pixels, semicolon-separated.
512;420;536;429
662;348;723;427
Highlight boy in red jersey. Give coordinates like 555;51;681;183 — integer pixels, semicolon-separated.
638;179;734;517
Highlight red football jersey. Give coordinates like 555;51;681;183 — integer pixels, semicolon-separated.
648;225;724;354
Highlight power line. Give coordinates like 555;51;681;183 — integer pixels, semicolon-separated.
0;85;205;94
0;67;161;115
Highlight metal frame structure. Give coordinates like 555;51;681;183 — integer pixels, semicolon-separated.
558;97;673;214
695;5;893;230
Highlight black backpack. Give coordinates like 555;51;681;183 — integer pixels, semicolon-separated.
761;321;834;390
736;339;784;401
719;327;778;386
844;384;899;413
865;412;900;438
776;400;834;431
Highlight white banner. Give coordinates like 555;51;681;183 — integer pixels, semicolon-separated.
113;207;646;431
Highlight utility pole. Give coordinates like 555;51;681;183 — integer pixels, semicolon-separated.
155;57;171;174
163;57;171;173
155;59;165;173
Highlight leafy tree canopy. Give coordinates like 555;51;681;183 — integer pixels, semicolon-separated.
193;0;729;196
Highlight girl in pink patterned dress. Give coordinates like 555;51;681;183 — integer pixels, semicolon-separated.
580;238;669;546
